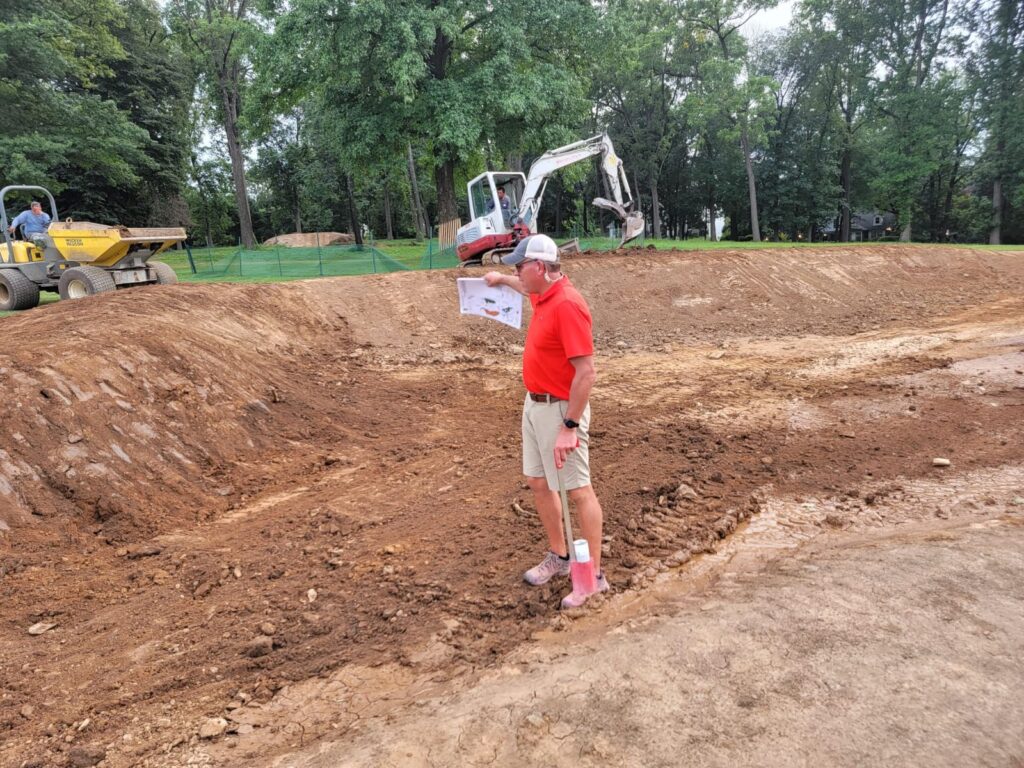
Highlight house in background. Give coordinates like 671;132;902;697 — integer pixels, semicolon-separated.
822;211;898;241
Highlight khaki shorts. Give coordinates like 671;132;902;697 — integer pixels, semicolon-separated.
522;394;592;491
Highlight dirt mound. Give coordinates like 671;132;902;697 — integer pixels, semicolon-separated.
263;232;354;247
0;245;1022;767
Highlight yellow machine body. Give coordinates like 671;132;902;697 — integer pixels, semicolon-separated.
46;222;186;267
2;239;44;264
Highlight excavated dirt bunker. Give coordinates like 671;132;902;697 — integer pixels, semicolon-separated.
1;245;1022;767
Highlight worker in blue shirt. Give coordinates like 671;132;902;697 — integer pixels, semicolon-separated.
486;187;512;225
8;201;51;237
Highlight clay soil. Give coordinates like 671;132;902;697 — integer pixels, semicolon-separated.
1;245;1022;767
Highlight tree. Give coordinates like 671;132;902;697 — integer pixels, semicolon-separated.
751;29;842;240
679;0;777;241
168;0;261;247
0;0;178;223
976;0;1024;244
869;0;966;241
261;0;594;229
592;0;690;239
86;0;193;226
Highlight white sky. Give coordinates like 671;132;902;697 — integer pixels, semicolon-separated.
744;0;796;38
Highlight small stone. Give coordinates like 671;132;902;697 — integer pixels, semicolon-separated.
27;622;57;636
1012;497;1024;507
674;482;699;501
194;581;215;598
258;622;276;636
761;456;774;466
823;513;845;528
708;350;725;360
935;507;950;519
306;588;318;603
244;636;274;658
126;543;162;559
838;431;856;439
199;717;228;739
19;704;34;719
68;745;106;767
932;458;951;467
67;433;84;444
236;723;255;735
666;549;691;567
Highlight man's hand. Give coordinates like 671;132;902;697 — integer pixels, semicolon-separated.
483;271;504;287
6;226;13;234
553;426;579;469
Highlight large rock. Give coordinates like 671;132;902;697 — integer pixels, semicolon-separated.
262;232;354;247
68;745;106;767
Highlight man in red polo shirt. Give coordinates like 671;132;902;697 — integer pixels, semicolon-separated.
484;234;608;609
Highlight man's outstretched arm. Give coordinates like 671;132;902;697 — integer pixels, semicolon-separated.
483;271;525;296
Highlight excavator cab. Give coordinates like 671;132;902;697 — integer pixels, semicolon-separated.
467;173;526;232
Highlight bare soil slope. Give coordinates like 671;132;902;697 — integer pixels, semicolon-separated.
0;245;1022;767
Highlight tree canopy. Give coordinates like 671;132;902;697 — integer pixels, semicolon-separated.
1;0;1020;244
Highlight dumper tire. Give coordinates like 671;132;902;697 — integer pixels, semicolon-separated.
0;268;41;311
58;266;117;300
151;261;178;285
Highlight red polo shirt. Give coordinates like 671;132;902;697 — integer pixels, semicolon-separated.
523;276;593;399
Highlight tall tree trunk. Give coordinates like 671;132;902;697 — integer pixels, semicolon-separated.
740;125;760;242
650;178;662;239
942;161;960;239
294;193;302;234
900;220;912;242
345;172;362;246
582;180;589;234
554;179;562;235
220;86;255;249
990;177;1003;245
435;157;458;225
839;146;852;242
707;189;717;242
383;182;394;241
406;143;427;239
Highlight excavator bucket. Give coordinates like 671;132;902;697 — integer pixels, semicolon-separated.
593;197;646;247
621;212;645;245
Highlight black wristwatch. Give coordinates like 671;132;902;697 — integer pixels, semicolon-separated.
563;418;579;429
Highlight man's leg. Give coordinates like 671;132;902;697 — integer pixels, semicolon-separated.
568;484;603;575
526;475;567;557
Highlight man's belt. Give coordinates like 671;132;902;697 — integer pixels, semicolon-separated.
528;392;564;403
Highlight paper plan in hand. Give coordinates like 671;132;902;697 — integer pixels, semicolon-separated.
456;278;523;329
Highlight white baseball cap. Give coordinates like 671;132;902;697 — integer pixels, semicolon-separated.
501;234;559;266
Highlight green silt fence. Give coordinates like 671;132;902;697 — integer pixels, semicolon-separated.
178;227;641;283
185;243;413;281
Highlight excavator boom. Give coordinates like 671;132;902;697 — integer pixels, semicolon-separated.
518;134;644;247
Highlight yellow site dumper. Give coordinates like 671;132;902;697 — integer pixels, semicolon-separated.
0;184;186;311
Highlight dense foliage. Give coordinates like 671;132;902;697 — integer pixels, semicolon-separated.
1;0;1020;243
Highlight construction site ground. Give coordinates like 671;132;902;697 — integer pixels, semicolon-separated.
1;245;1022;767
